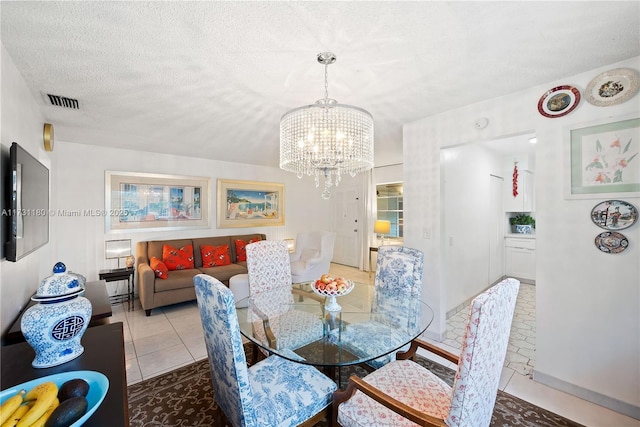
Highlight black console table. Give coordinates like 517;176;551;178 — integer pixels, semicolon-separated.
99;267;135;305
1;322;129;427
4;280;112;346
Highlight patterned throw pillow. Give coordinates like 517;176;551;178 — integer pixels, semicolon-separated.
150;256;168;279
162;244;195;271
234;238;260;262
201;245;231;267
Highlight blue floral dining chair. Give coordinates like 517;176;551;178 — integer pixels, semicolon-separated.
340;245;425;369
194;274;337;427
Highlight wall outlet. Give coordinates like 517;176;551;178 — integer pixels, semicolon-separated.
423;227;431;239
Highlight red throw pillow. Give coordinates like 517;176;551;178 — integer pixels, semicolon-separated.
201;245;231;267
150;256;168;279
162;244;194;271
235;238;260;262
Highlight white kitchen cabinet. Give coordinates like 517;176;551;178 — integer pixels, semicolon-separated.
505;169;534;212
505;237;536;281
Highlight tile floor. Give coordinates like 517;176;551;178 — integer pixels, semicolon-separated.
112;264;638;427
442;282;536;377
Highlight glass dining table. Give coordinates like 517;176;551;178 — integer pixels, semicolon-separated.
235;281;434;381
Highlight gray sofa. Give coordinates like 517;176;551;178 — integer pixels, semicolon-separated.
136;233;265;315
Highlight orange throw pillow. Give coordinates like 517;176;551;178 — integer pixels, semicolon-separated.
201;245;231;267
150;256;168;279
162;244;195;271
235;238;260;262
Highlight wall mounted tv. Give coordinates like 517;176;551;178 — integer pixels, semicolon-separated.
4;142;49;261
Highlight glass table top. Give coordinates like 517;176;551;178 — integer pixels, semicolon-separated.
236;281;433;367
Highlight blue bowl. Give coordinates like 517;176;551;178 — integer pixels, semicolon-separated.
0;370;109;426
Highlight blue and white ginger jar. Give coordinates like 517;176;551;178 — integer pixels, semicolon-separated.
21;262;92;368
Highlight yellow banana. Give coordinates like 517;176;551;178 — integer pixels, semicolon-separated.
1;403;31;427
16;382;57;427
25;399;58;427
0;390;25;424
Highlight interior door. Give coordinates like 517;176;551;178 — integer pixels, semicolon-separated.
489;174;505;283
332;185;360;267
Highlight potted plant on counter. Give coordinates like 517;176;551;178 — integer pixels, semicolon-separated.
509;214;535;234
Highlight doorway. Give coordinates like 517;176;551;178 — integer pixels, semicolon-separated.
489;174;505;284
331;184;360;267
440;132;536;308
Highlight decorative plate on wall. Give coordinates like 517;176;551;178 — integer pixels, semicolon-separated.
537;85;581;118
591;200;638;231
594;231;629;254
585;68;639;107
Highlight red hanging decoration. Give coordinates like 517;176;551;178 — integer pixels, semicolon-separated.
512;161;519;198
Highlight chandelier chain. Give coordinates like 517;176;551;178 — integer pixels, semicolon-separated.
324;63;329;101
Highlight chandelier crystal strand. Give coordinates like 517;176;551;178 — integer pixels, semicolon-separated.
280;52;374;199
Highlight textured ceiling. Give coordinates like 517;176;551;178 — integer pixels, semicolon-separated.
1;1;639;167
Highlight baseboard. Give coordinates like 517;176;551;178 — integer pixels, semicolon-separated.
511;277;536;285
533;369;640;420
446;276;535;319
445;277;505;319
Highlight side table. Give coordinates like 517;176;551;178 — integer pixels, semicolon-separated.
369;246;378;277
99;267;135;306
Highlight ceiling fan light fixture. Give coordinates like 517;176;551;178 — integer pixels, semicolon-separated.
279;52;374;199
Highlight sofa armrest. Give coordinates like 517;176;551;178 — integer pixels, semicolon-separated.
289;252;302;262
137;263;155;313
136;241;149;267
305;256;324;266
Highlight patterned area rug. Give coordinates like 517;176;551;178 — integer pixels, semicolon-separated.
128;344;584;426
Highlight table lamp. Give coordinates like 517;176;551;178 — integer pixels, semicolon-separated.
105;239;132;268
284;238;296;253
374;220;391;245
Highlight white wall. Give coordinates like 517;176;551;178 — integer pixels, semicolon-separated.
49;141;333;295
0;45;53;335
405;56;639;415
0;44;336;335
441;144;503;311
374;163;402;185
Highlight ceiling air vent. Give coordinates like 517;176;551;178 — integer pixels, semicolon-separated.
47;94;79;109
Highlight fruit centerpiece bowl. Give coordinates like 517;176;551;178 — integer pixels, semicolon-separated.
312;274;355;312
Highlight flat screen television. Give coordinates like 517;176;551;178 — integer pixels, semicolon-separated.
4;142;49;261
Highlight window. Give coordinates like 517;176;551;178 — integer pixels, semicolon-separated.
376;183;403;238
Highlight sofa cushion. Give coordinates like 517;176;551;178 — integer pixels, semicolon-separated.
229;234;266;261
198;263;247;283
148;239;194;262
163;244;195;271
201;245;231;267
234;238;261;262
193;236;233;266
193;236;235;268
150;256;168;279
155;269;201;292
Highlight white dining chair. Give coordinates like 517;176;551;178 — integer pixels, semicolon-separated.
334;278;520;427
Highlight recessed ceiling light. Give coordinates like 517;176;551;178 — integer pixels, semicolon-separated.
529;137;537;144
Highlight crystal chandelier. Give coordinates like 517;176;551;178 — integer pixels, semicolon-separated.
280;52;374;199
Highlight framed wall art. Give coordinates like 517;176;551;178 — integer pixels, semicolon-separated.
105;171;210;232
584;68;639;107
537;85;581;118
565;116;640;199
590;200;638;231
217;179;285;228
